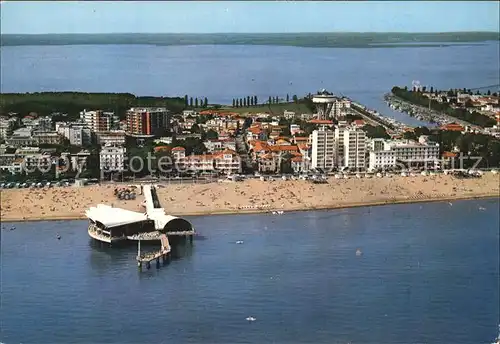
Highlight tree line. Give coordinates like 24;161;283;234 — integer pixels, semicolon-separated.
183;95;209;108
404;85;498;97
0;92;186;120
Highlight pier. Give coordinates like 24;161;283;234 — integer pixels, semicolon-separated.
136;234;171;270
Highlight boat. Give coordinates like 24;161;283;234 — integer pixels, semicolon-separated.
246;316;256;322
236;240;244;244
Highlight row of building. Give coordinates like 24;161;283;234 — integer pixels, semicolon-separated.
245;118;441;174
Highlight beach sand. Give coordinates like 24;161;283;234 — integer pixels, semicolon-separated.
1;174;499;222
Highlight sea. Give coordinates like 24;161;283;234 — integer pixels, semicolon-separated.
0;42;499;343
0;41;499;127
1;199;499;344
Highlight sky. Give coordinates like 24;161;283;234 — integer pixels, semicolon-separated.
1;1;499;34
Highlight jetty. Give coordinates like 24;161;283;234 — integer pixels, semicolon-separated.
85;184;195;244
141;184;195;242
136;233;171;270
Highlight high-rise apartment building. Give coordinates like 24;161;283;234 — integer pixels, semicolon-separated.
310;127;336;171
343;128;366;171
126;107;169;136
80;110;119;132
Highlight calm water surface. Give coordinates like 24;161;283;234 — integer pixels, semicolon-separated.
1;42;499;126
1;199;499;344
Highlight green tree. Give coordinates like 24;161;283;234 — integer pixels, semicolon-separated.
292;95;298;103
430;86;434;93
286;94;290;102
362;124;390;139
254;95;258;105
205;129;218;140
184;95;188;107
243;98;247;107
232;99;236;107
268;96;272;104
487;90;491;96
189;97;193;107
195;98;199;108
247;96;251;107
204;97;208;107
190;123;201;133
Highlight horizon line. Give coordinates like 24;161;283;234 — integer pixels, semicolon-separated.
2;31;499;36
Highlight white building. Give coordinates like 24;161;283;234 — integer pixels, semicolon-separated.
37;116;53;131
310;127;336;171
80;110;119;132
96;131;126;146
56;122;92;146
0;117;17;139
343;127;366;171
331;98;351;118
99;145;126;172
368;136;440;170
290;124;301;136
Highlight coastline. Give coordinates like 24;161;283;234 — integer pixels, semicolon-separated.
1;175;498;223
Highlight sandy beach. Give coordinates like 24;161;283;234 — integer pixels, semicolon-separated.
0;173;499;223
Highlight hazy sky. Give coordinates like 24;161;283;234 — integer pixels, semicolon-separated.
1;1;499;34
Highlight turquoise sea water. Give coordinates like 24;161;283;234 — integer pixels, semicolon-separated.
1;198;499;344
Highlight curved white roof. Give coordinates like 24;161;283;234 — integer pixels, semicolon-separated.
86;204;148;228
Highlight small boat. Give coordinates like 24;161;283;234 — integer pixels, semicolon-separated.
479;206;486;211
356;248;363;256
236;240;244;244
246;316;256;322
448;202;453;206
57;234;61;240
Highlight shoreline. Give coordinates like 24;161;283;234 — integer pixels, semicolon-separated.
1;193;498;224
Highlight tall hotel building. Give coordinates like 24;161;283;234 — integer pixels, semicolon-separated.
310;127;336;171
80;110;119;132
343;127;366;170
126;107;169;136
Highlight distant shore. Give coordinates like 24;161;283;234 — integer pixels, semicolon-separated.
1;32;498;48
1;174;499;224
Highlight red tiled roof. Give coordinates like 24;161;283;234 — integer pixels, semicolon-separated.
308;119;334;125
270;145;299;152
442;151;458;158
171;146;185;151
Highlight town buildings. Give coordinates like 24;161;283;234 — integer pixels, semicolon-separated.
56;122;92;146
80;110;119;132
96;131;127;146
0;117;17;139
310;127;336;171
126;107;169;136
368;136;440;170
99;145;126;172
342;127;366;170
